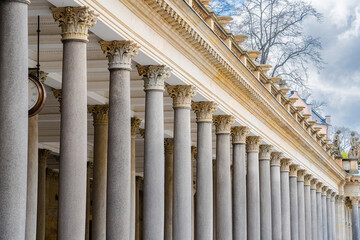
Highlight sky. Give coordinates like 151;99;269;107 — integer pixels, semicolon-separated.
211;0;360;132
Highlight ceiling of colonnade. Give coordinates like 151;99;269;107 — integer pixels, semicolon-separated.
29;0;224;176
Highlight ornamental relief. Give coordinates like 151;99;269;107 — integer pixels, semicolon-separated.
100;41;140;69
270;152;283;166
259;145;273;160
246;136;262;152
213;115;235;134
167;85;196;108
192;101;218;123
137;65;171;91
88;105;109;125
231;126;250;144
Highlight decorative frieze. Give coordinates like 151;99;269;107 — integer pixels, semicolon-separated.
167;85;196;108
137;65;171;91
304;174;312;186
88;105;109;125
310;178;318;190
246;136;262;152
297;169;306;182
39;149;52;164
100;41;140;70
231;126;250;144
192;101;218;123
259;145;273;160
289;164;300;177
131;117;142;136
270;152;283;166
213;115;235;134
51;6;98;42
280;158;292;172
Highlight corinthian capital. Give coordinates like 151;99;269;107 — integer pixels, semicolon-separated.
259;145;273;160
304;174;313;186
137;65;171;91
297;169;306;182
350;196;360;206
289;164;300;177
231;126;250;144
167;85;196;108
246;136;262;152
270;152;283;166
310;178;318;190
88;105;109;125
316;182;323;192
51;6;98;42
100;41;140;70
39;149;52;164
131;117;142;136
192;101;218;123
213;115;235;134
280;158;292;172
321;186;328;196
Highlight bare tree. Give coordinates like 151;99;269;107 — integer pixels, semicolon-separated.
331;126;359;152
213;0;324;91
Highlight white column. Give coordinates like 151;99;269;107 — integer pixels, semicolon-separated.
322;186;328;240
304;174;313;240
289;164;299;240
297;170;306;240
0;0;29;238
213;115;235;240
259;144;273;240
164;138;174;240
326;190;332;240
88;105;109;240
310;178;318;240
137;65;171;240
270;152;283;240
192;102;217;240
350;197;359;240
316;182;324;240
280;158;292;240
52;7;98;240
246;136;263;240
167;85;196;240
331;193;336;240
100;41;139;240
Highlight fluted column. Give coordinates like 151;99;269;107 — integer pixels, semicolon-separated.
350;197;359;239
88;105;109;240
192;102;217;240
100;41;139;240
213;115;235;240
36;149;52;240
51;7;98;240
327;190;332;240
322;186;328;240
164;138;174;240
316;182;324;240
0;0;30;238
270;152;283;240
137;65;171;240
280;158;292;240
289;164;300;240
131;117;141;240
246;136;262;240
167;85;196;240
310;178;318;240
304;174;313;240
297;169;306;240
231;126;250;240
259;144;273;240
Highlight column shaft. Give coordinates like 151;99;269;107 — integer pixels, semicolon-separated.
0;1;29;238
164;139;174;240
304;182;312;240
270;152;283;240
352;203;359;239
289;166;299;240
311;187;318;240
327;196;332;240
322;193;328;240
280;159;291;240
27;116;38;240
317;191;323;240
297;171;306;240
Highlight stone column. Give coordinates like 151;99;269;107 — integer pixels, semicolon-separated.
36;149;52;240
0;0;29;238
164;138;174;240
297;170;306;240
327;190;332;240
85;162;93;240
331;193;336;240
336;195;345;240
26;115;39;240
270;152;283;240
213;115;235;240
316;182;324;240
131;117;141;240
100;41;139;240
259;144;273;240
322;186;328;240
192;102;217;240
191;146;196;240
137;65;171;239
310;178;318;240
246;136;263;240
135;176;143;240
167;85;196;240
280;158;292;240
88;105;109;240
350;197;359;240
51;7;98;240
304;174;313;240
231;126;250;240
289;164;300;240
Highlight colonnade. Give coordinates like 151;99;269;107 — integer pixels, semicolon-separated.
1;2;360;240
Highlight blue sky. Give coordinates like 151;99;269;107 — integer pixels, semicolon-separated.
211;0;360;132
